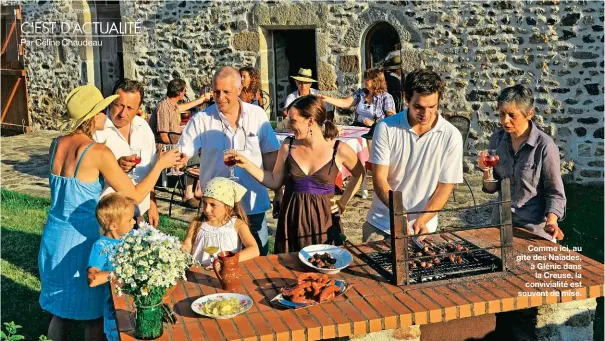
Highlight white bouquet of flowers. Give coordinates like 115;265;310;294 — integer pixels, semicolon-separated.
110;223;196;302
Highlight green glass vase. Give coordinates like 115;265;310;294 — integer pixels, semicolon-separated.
134;292;164;339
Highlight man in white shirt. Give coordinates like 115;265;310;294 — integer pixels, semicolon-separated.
365;69;463;241
282;68;332;118
93;79;160;226
178;66;280;255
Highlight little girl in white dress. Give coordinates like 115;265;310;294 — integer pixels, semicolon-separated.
183;177;259;265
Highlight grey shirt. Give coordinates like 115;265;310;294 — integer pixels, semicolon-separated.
483;121;566;228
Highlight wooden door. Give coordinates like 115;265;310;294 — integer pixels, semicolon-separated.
1;5;31;134
95;2;123;97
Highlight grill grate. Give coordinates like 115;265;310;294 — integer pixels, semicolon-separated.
363;239;502;284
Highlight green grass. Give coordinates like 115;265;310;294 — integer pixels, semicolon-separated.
560;184;604;263
1;189;51;339
1;186;602;339
560;184;604;341
0;188;189;339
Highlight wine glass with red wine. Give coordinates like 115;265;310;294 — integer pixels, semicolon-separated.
129;148;142;180
223;149;238;180
483;149;499;183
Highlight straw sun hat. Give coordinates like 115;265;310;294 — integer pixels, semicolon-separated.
290;68;317;83
60;84;119;132
384;56;402;70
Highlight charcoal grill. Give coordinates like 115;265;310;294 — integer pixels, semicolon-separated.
360;236;501;284
357;178;514;286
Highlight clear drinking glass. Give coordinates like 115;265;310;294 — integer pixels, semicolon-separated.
129;148;142;180
483;149;499;183
165;145;184;176
276;116;284;130
204;245;219;270
202;86;212;103
223;149;238;180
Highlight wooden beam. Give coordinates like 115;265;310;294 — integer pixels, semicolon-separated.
1;19;16;56
1;76;21;122
1;122;31;133
499;178;513;271
389;190;408;286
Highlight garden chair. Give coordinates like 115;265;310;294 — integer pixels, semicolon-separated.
445;115;477;209
261;90;271;112
166;132;201;216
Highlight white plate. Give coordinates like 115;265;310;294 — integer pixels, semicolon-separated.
191;293;253;319
299;244;353;274
271;279;349;309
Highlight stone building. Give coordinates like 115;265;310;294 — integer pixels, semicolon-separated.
5;0;604;183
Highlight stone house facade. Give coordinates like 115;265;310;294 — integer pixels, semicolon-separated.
10;0;605;183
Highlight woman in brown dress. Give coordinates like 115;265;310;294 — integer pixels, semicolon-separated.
229;95;365;253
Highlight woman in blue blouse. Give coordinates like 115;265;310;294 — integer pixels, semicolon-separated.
478;84;566;242
320;69;396;127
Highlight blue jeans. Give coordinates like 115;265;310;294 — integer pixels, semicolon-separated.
247;213;268;256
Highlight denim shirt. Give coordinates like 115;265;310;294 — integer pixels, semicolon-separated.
483;121;566;226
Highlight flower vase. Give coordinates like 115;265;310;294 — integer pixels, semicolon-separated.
134;292;165;339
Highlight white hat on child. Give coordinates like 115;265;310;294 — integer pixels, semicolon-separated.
202;177;247;207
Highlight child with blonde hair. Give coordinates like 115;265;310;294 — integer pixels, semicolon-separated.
183;177;259;264
87;193;137;341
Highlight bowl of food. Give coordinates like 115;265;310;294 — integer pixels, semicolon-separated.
191;293;253;319
299;244;353;274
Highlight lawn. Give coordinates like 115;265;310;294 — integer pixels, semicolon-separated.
1;185;603;340
0;188;190;339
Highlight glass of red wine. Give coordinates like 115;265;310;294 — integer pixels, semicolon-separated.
129;148;142;180
223;149;238;180
483;149;499;183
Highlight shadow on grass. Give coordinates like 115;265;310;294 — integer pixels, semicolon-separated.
1;150;51;179
1;227;42;278
1;275;51;340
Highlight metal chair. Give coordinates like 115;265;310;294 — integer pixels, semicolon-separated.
390;90;404;112
157;131;178;187
445;115;477;209
261;90;271;112
165;132;201;216
167;132;181;144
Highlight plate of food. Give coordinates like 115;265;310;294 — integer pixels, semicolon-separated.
271;273;350;309
299;244;353;274
191;293;253;319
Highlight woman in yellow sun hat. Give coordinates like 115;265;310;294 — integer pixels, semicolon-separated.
38;84;181;340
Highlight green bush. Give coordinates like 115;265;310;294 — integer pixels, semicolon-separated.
0;322;51;341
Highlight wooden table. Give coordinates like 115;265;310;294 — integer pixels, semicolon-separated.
114;228;604;341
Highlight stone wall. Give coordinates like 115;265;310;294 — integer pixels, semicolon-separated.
9;0;92;130
14;0;604;183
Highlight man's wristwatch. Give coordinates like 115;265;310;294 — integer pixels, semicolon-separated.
108;271;115;282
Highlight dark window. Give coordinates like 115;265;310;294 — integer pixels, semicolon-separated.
365;22;400;69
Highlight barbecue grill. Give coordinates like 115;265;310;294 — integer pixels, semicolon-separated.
353;178;513;286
